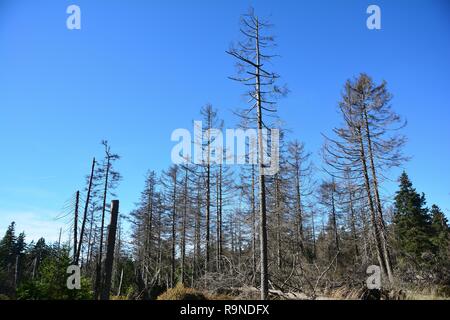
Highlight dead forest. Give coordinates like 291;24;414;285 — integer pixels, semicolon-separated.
0;10;449;301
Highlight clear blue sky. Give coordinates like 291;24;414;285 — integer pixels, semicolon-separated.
1;0;449;242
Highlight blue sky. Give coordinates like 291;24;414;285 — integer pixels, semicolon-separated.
0;0;449;242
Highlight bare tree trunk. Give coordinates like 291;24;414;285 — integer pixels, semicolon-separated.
275;175;282;270
230;217;235;256
145;182;154;285
348;184;359;262
357;126;388;276
254;17;269;300
117;268;123;297
58;227;62;249
194;185;202;280
330;181;339;253
215;165;223;272
294;164;304;254
171;172;177;287
181;167;188;284
157;201;163;285
237;214;242;270
251;164;257;283
73;191;79;263
362;107;394;283
86;206;95;268
95;156;110;299
205;150;211;272
311;210;316;260
100;200;119;300
76;157;95;265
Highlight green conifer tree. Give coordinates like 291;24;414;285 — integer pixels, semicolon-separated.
393;172;434;264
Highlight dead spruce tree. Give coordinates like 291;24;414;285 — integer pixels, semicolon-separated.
130;171;159;288
323;74;407;284
179;162;199;285
75;157;96;265
227;9;287;300
94;140;121;299
318;180;340;257
161;165;179;288
198;104;221;272
287;140;313;257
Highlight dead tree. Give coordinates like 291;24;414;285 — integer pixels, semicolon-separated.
193;175;203;281
95;140;121;299
319;180;340;254
180;164;191;284
227;8;287;300
198;104;221;272
287;141;313;256
322;74;407;284
73;190;79;263
161;165;179;287
100;200;119;300
355;75;406;283
76;157;96;265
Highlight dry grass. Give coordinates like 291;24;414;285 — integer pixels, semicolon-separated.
157;283;207;300
156;283;235;300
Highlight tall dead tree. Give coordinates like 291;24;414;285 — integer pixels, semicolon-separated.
161;165;179;287
319;180;340;254
287;141;312;256
355;75;406;283
180;164;192;284
193;175;203;281
100;200;119;300
274;173;283;270
322;74;407;284
227;9;287;299
343;167;360;264
73;190;80;263
215;167;222;271
95;140;121;299
250;164;257;279
215;160;233;272
198;104;220;272
323;86;387;277
76;157;96;265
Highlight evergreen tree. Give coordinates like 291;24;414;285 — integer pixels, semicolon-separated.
0;222;18;296
0;222;17;270
430;205;450;263
393;172;434;263
17;246;92;300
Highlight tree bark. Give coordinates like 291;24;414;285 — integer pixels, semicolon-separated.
181;166;188;284
100;200;119;300
255;17;269;300
356;126;388;276
95;156;110;299
171;171;177;287
73;191;79;263
362;107;394;283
